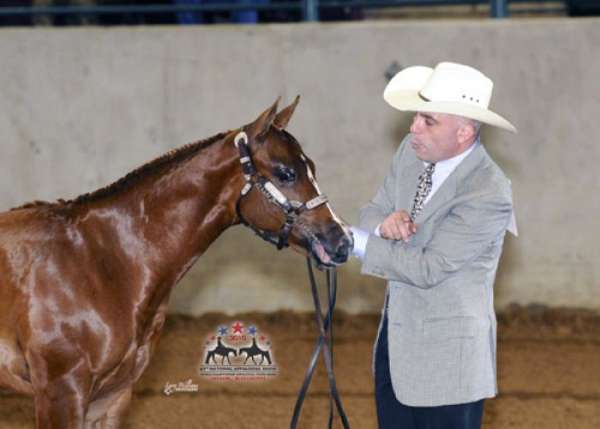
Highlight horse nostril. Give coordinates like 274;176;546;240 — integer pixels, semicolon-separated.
333;236;351;262
317;226;353;263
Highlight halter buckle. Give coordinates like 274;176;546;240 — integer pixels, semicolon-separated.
234;131;248;148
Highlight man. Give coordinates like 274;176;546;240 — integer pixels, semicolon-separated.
351;62;517;429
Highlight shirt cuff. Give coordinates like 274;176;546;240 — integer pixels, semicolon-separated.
350;226;369;260
374;223;382;237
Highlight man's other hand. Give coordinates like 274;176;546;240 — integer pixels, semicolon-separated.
380;210;417;242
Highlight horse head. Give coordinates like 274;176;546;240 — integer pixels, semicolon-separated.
234;97;353;267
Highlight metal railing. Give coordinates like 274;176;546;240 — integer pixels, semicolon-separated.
0;0;566;24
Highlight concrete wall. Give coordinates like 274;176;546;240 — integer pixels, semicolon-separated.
1;19;598;314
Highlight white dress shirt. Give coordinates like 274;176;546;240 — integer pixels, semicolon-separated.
425;142;477;204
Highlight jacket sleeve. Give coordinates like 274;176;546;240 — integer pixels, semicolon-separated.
361;182;513;289
358;135;410;233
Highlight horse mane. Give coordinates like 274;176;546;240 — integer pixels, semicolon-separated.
11;131;231;211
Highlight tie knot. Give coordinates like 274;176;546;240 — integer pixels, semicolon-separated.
425;162;436;175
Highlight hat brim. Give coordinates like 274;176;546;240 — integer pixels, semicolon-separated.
383;67;517;133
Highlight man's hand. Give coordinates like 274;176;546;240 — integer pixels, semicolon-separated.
380;210;417;242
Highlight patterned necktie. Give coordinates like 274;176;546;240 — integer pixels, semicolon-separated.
410;162;436;220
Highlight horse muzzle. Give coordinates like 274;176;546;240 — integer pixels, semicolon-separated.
309;225;353;267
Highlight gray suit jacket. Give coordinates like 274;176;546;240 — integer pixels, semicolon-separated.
359;134;513;407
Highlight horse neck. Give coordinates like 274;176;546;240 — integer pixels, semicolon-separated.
81;134;244;305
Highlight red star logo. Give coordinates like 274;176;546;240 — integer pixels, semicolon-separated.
232;321;244;334
260;335;266;341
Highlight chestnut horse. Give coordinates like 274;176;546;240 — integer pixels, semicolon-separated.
0;97;352;428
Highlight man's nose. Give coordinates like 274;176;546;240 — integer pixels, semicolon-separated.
410;115;422;134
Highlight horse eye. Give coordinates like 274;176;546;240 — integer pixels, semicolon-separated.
274;166;297;183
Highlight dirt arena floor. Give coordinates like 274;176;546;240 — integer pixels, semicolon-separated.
1;305;599;428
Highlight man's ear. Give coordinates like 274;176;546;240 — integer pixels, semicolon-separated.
246;97;280;141
457;121;476;145
273;95;300;130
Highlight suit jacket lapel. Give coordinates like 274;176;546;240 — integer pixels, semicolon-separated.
398;155;423;211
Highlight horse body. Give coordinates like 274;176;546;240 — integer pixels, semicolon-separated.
0;98;352;428
0;131;243;427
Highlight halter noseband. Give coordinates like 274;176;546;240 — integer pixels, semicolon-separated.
234;130;328;250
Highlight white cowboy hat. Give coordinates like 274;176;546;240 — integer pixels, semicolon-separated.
383;62;517;133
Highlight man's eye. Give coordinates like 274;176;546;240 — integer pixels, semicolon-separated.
274;166;297;183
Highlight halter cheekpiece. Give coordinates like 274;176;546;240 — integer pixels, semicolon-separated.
234;130;328;250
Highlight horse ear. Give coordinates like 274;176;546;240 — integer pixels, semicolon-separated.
273;95;300;130
247;97;280;141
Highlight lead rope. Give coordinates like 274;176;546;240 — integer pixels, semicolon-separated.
290;258;351;429
232;130;348;426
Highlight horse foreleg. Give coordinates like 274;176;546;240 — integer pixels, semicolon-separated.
103;387;131;428
85;387;132;429
33;380;89;429
28;350;91;429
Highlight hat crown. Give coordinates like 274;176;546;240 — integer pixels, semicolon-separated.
420;62;493;109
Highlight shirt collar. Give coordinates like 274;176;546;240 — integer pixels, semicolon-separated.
424;138;480;173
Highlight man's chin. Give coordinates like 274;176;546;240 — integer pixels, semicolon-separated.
411;143;427;158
